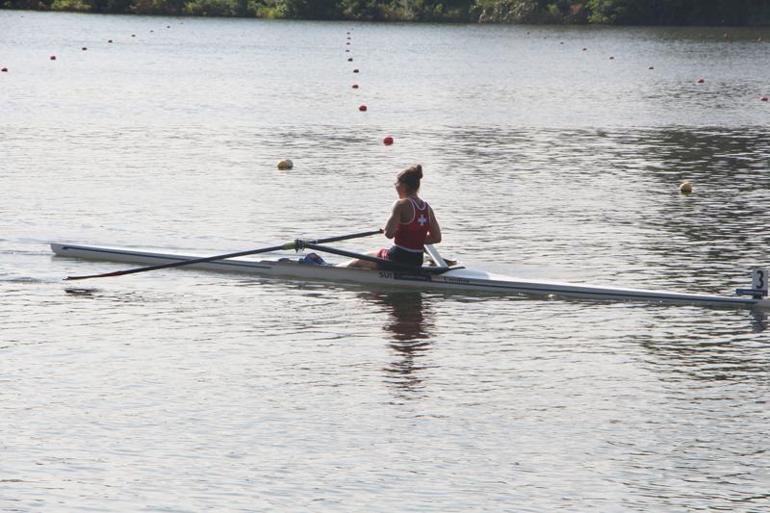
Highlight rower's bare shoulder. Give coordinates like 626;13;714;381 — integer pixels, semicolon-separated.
392;199;410;210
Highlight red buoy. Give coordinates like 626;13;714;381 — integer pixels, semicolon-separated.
697;78;705;84
352;84;359;89
761;96;769;102
50;55;56;60
353;69;359;73
1;67;7;72
383;136;394;146
359;105;367;112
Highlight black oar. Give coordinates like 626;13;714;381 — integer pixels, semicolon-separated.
64;229;382;281
301;242;450;274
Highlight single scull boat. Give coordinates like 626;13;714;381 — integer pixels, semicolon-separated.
50;239;770;310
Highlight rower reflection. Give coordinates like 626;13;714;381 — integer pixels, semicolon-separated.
360;291;435;394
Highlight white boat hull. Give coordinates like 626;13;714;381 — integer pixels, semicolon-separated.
50;243;770;310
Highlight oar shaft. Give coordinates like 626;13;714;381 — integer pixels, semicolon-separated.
64;229;382;281
302;243;424;273
314;229;382;244
65;242;294;280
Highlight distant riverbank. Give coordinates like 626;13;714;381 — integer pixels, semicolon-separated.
3;0;770;25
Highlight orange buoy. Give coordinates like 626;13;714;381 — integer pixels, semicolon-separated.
383;136;394;145
352;84;359;89
359;105;367;112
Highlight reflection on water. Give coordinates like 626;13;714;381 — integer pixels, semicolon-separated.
359;291;434;395
635;311;770;383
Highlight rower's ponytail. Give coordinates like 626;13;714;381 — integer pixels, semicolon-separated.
397;164;423;193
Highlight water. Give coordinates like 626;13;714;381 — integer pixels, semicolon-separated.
2;11;770;512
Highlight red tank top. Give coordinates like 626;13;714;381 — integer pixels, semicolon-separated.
394;198;430;252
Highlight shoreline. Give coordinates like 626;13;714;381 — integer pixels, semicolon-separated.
2;5;769;27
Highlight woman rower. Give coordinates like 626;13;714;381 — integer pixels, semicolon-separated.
347;164;441;269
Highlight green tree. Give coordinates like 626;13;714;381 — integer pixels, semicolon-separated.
277;0;341;19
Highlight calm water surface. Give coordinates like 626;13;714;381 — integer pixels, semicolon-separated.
2;11;770;513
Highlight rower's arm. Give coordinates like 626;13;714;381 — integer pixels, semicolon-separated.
425;206;442;244
383;201;401;239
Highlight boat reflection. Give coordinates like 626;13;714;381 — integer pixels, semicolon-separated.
358;291;435;396
634;310;770;384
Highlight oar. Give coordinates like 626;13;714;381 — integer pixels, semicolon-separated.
64;229;382;281
301;242;449;274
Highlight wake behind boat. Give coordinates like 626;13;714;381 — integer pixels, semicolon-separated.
50;235;770;310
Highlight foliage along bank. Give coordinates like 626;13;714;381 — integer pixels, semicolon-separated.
2;0;769;25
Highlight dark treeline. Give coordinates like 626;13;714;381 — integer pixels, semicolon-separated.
3;0;770;25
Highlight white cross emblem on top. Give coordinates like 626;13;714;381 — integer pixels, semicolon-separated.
417;214;428;226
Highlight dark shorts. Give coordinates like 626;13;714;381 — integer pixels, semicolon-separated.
377;246;423;269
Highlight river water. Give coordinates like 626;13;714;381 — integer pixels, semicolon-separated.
2;11;770;513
